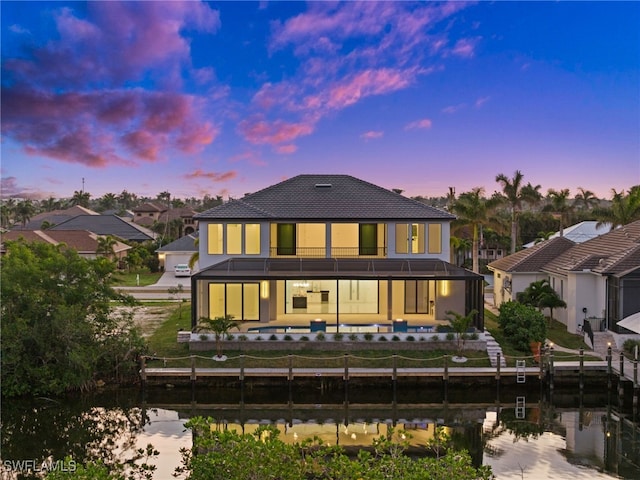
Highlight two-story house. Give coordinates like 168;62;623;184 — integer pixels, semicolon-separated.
190;175;484;331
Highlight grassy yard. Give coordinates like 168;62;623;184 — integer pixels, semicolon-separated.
143;305;595;371
112;271;163;287
484;308;596;365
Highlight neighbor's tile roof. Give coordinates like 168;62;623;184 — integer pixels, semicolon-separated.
543;220;640;276
195;174;454;221
157;233;198;252
50;215;155;242
15;205;99;230
488;236;575;273
1;230;130;253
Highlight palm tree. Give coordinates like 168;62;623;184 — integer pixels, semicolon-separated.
445;309;478;357
517;279;566;325
451;187;502;273
118;190;138;210
15;200;35;227
543;188;573;237
189;236;199;270
71;190;91;207
196;314;239;359
41;196;61;212
96;235;118;261
594;186;640;230
99;193;118;212
573;187;599;211
495;170;542;254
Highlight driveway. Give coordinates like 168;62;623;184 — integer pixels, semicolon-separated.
153;271;192;288
114;272;191;301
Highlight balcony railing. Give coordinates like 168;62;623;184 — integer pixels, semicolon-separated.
270;247;387;258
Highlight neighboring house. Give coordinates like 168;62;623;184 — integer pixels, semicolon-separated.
1;229;131;260
523;221;611;248
13;205;99;230
489;220;640;334
132;203;198;235
488;237;575;306
49;215;156;242
157;233;199;273
190;174;484;331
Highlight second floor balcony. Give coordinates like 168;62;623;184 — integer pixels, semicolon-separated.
270;246;387;258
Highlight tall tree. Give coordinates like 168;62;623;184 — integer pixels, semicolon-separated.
451;187;502;273
96;235;118;261
196;315;239;359
1;240;143;396
573;187;599;210
594;186;640;229
495;170;542;254
41;196;61;212
543;188;573;237
98;193;118;211
71;190;91;207
15;199;35;227
118;190;138;210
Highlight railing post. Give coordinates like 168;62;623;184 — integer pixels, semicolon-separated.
190;355;196;386
620;351;625;377
140;355;147;387
579;348;584;391
496;352;501;382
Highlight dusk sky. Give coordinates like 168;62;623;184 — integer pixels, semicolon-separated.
1;1;639;201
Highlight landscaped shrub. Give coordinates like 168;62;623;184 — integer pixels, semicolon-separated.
431;334;440;342
470;332;479;340
333;333;344;341
392;335;401;341
378;336;388;342
419;336;426;341
300;336;310;341
238;334;248;342
364;333;374;341
446;332;455;341
199;334;209;341
348;333;358;341
283;335;293;341
498;301;547;352
269;334;278;341
406;335;415;342
227;334;235;341
255;336;262;341
316;332;326;341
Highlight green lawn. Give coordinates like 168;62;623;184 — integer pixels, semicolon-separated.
112;271;163;287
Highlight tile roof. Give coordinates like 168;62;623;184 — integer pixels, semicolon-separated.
49;215;155;242
195;174;454;221
488;236;576;273
157;233;198;252
542;220;640;276
15;205;99;230
1;230;130;254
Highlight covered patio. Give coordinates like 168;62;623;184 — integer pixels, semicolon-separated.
190;258;484;332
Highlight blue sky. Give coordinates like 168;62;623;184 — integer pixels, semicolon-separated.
1;1;638;201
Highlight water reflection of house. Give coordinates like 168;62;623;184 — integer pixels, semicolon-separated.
190;174;484;331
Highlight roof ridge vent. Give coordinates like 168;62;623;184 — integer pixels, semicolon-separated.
314;183;333;188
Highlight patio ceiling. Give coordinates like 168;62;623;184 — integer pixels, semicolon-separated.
193;258;482;281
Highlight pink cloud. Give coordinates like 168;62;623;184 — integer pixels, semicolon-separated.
405;118;433;130
1;87;216;167
239;117;314;146
275;144;298;154
475;96;490;108
360;131;383;140
442;103;466;114
327;68;413;110
451;37;481;58
183;170;237;182
1;2;222;169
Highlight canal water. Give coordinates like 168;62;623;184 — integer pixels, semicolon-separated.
2;383;640;479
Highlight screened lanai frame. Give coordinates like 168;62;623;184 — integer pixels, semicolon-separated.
190;258;484;331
